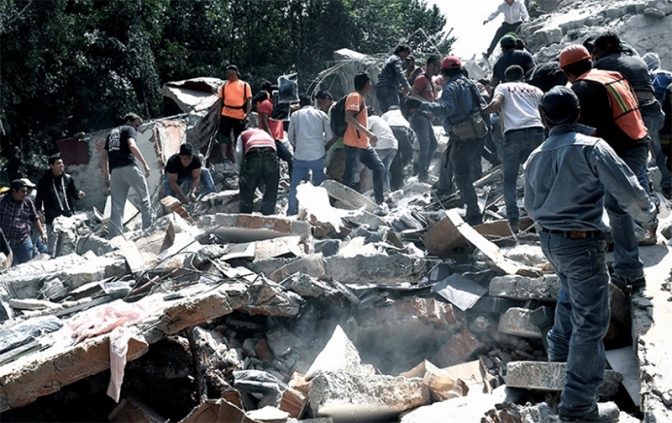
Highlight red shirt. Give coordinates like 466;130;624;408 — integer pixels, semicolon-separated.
258;99;285;140
240;129;277;155
413;73;437;103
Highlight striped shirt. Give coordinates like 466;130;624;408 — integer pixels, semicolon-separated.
0;194;38;249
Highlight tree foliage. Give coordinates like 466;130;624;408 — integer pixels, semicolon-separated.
0;0;453;175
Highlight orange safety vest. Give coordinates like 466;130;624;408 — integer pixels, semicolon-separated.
240;129;277;155
577;70;648;141
219;80;251;120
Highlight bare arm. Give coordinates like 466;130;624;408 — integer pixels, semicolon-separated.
482;94;504;114
101;149;110;184
167;172;186;202
128;138;151;177
189;168;201;199
34;217;47;242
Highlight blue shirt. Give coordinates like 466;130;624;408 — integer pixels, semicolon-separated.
524;123;657;232
377;54;411;91
419;74;486;134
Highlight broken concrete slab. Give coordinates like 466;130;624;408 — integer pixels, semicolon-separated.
268;255;326;283
343;209;386;230
305;326;362;381
431;329;482;368
400;360;468;401
323;254;429;284
498;307;543;339
239;278;303;318
309;371;430;421
431;273;488;311
489;274;561;301
504;361;623;396
400;386;508;423
255;236;308;261
320;180;378;212
199;213;311;243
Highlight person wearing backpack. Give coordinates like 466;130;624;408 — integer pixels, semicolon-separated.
341;72;387;205
406;56;489;226
560;44;654;293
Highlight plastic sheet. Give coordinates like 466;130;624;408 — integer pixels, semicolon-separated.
277;73;299;104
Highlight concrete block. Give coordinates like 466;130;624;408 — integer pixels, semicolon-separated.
357;297;465;332
498;307;543;339
323;254;429;284
255;236;308;261
268;255;325;282
343;209;386;230
421;214;468;258
504;361;623;396
240;278;303;317
320;180;378;212
199;213;311;243
266;327;303;358
431;329;482;368
309;371;430;421
489;274;561;301
306;326;362;380
313;239;340;257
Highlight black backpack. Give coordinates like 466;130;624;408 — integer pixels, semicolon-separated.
330;94;364;137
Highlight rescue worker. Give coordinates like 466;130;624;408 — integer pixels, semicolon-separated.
217;64;252;164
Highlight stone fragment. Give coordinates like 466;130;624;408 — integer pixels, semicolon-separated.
199;213;311;243
77;234;114;256
309;371;430;421
268;255;325;282
313;239;340;257
280;273;337;298
305;326;362;380
246;406;289;422
320;179;378;212
431;329;482;368
400;360;468;401
266;328;303;358
504;361;623;396
323;254;428;284
241;278;303;317
343;209;386;230
278;387;308;418
489;274;561;301
254;236;307;261
498;307;543;339
400;386;507;423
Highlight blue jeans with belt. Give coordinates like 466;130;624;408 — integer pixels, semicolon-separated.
541;230;610;418
288;157;326;215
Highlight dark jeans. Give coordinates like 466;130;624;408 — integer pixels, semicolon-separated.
486;21;522;57
606;144;648;280
376;86;400;114
12;238;34;266
438;136;485;224
342;145;386;204
409;114;438;180
502;127;544;229
275;140;294;177
390;126;414;190
541;231;610;418
218;115;246;145
239;148;280;215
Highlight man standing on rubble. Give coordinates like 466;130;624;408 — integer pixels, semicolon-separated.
483;0;529;59
286;94;334;215
491;35;535;87
524;86;657;423
101;112;153;239
163;143;216;204
0;179;47;265
35;154;85;256
376;45;412;113
410;55;440;183
317;90;346;182
406;56;488;226
559;44;654;292
482;65;544;233
236;128;279;215
343;72;387;205
217;64;252;165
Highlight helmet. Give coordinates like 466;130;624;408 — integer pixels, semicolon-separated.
441;56;461;70
559;45;591;68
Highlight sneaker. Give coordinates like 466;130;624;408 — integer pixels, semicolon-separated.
559;402;619;422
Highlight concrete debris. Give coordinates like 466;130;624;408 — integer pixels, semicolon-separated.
432;329;483;368
319;180;378;213
305;326;362;381
400;386;508;423
400;360;469;401
498;308;543;339
489;274;561;301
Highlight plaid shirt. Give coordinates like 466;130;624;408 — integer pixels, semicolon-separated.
0;194;37;249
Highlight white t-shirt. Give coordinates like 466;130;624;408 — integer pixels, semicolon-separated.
381;108;410;129
494;81;544;134
368;115;398;150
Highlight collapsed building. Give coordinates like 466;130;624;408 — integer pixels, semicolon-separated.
2;0;672;422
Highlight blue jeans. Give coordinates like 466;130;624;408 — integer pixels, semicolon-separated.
275;140;294;177
288;157;326;215
12;238;34;266
342;145;386;204
438;136;485;224
502;127;544;229
410;114;438;180
541;231;610;417
163;168;216;198
642;111;671;190
376;86;400;113
606;144;648;280
376;148;397;192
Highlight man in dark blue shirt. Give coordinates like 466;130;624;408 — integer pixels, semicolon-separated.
492;35;535;87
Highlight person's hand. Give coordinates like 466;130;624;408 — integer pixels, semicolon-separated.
41;232;47;244
404;96;422;110
189;193;197;202
369;134;378;146
78;190;86;199
144;165;151;177
400;87;411;96
483;20;488;25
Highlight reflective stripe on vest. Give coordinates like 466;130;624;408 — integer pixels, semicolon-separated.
241;130;277;155
578;70;648;141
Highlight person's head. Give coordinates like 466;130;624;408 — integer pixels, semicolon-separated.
529;2;539;11
394;44;411;60
354;72;372;94
226;64;240;81
582;37;594;55
10;179;29;202
124;112;143;129
540;86;581;128
299;93;311;107
252;91;269;108
178;143;195;168
504;65;525;82
500;35;517;52
315;90;333;112
559;44;592;82
21;178;36;195
405;55;416;69
592;32;621;61
48;154;64;176
425;55;441;77
642;52;661;71
440;56;462;78
515;38;526;50
261;81;273;95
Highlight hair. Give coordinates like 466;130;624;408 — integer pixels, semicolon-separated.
504;65;525;82
426;55;441;68
393;44;411;56
252;91;269;105
261;81;273;94
354;72;371;91
582;37;594;54
48;154;62;165
226;64;240;74
477;78;491;86
442;67;462;78
179;143;195;157
124;112;142;124
316;90;333;101
562;59;592;77
593;32;622;54
515;38;526;50
299;93;311;107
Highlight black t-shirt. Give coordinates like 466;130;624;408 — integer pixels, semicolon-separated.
105;125;137;171
493;50;535;83
525;61;567;93
165;153;202;180
594;53;654;94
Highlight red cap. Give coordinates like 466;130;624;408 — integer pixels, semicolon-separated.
559;45;591;68
441;56;461;70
